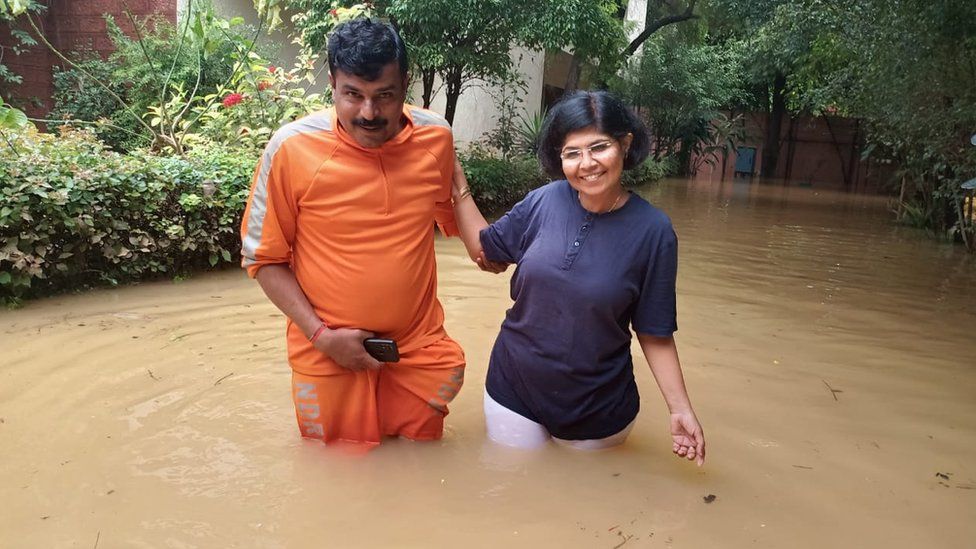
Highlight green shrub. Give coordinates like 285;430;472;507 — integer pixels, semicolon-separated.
48;8;282;154
622;156;674;187
0;126;256;305
50;55;147;151
458;147;547;213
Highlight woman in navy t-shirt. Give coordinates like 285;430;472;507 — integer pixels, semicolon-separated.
452;90;705;464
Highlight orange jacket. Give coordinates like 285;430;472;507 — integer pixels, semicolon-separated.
241;106;459;375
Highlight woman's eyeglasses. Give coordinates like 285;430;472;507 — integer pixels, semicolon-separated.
559;140;618;163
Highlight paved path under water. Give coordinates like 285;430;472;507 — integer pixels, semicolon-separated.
1;178;974;548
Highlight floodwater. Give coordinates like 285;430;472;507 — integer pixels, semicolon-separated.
1;178;974;548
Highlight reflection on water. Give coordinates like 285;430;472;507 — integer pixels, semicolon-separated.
1;178;973;548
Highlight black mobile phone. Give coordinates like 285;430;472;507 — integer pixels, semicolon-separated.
363;337;400;363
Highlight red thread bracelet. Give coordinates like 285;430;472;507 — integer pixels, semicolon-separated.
309;323;328;344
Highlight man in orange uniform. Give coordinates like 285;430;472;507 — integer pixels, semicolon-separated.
240;19;465;445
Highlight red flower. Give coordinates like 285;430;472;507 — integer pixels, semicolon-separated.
222;93;244;107
258;81;272;91
329;8;338;16
268;65;277;73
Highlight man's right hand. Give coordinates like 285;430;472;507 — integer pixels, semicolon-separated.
313;327;383;371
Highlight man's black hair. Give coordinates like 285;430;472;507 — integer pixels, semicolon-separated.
327;18;408;80
537;90;650;179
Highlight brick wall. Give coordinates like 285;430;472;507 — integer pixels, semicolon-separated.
690;112;894;192
0;0;177;117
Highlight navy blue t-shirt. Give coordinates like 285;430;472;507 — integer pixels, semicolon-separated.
479;180;678;440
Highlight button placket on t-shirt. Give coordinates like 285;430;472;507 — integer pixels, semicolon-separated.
562;212;594;270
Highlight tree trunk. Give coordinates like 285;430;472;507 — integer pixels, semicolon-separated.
420;68;435;109
784;114;797;182
847;119;861;191
443;68;463;126
897;175;907;218
824;115;852;189
761;72;787;178
564;56;582;93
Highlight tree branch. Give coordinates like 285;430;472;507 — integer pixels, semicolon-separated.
623;0;698;58
162;0;193;107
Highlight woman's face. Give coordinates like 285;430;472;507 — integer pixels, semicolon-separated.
559;127;632;199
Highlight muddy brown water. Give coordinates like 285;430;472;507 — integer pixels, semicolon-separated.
1;178;974;548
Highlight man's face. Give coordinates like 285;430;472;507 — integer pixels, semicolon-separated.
330;62;408;148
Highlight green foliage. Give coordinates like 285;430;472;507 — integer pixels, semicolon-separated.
105;12;247;113
622;156;675;187
49;4;287;154
50;55;147;151
286;1;625;124
611;28;741;173
515;107;547;157
0;126;257;304
519;0;626;79
0;95;29;131
788;0;976;247
385;0;526;123
0;0;32;16
286;1;372;53
457;147;547;213
186;53;327;152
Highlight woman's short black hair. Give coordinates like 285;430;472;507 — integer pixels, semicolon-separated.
327;19;408;81
537;90;650;179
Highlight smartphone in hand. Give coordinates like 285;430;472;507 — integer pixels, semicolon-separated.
363;338;400;363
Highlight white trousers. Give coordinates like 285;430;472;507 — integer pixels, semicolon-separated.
483;389;634;450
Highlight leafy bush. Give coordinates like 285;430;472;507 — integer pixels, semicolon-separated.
103;13;255;118
0;126;256;305
184;55;328;152
458;147;547;213
50;55;147;151
48;7;284;154
622;156;674;187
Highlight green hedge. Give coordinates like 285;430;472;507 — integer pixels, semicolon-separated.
0;127;256;305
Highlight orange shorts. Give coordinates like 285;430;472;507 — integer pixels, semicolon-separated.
291;336;465;445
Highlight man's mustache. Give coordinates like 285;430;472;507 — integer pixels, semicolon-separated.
355;117;388;129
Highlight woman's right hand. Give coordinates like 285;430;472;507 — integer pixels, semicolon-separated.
476;250;509;274
670;411;705;466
